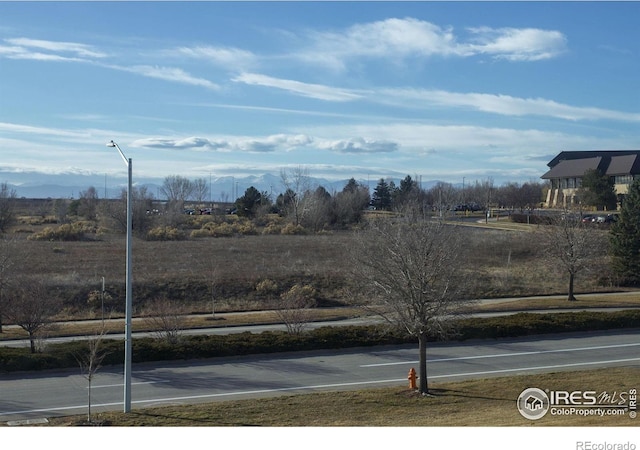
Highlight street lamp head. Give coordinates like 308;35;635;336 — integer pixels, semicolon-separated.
106;140;116;148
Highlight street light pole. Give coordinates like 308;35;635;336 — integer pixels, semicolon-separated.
106;140;133;413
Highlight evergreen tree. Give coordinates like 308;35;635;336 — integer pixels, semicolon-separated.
395;175;418;206
236;186;262;218
610;178;640;285
371;179;392;210
578;169;617;210
342;178;360;194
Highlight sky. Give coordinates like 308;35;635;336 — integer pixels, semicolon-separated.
1;1;639;198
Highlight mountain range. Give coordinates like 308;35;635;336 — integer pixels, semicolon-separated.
5;172;442;201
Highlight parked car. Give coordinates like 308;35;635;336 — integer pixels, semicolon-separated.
596;214;617;224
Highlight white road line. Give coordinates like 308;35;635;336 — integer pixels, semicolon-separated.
360;342;640;367
2;356;639;418
429;356;640;379
91;380;171;389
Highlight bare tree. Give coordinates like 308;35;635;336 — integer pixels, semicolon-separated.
4;277;62;353
103;186;154;235
78;186;99;220
142;297;187;344
280;166;311;226
54;198;70;224
275;284;316;335
74;326;111;423
303;186;331;231
350;214;473;395
0;182;17;233
537;210;607;301
160;175;194;207
192;177;210;204
332;179;370;227
426;182;459;218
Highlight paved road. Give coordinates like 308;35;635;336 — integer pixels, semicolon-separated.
1;329;638;423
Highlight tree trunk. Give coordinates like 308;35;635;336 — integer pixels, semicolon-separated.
29;334;36;353
418;332;428;394
568;271;576;301
87;378;92;423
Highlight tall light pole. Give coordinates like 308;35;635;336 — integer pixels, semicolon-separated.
106;140;133;413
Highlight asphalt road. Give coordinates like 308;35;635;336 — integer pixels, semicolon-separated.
1;329;639;423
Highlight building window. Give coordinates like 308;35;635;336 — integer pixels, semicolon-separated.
615;175;632;185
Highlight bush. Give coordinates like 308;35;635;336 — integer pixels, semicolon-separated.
456;310;640;340
255;278;279;296
262;223;283;235
235;220;257;235
210;222;234;237
190;229;211;238
281;223;306;235
146;226;186;241
27;222;95;241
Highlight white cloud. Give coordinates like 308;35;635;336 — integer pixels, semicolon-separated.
3;37;107;59
0;44;85;62
0;121;86;138
379;88;640;122
465;27;567;61
296;18;566;70
314;18;459;59
233;72;364;101
302;122;600;156
317;137;399;154
169;45;257;70
123;65;220;90
131;133;314;153
231;71;640;123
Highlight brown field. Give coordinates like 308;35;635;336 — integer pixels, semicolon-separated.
3;200;625;322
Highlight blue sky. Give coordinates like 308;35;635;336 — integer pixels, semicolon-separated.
1;1;639;197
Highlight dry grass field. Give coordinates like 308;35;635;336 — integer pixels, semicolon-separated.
5;196;628;320
3;200;624;322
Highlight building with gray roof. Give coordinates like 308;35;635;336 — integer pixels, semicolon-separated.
541;150;640;208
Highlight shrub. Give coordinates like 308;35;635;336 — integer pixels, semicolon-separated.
262;223;283;235
255;278;279;296
146;226;186;241
211;222;234;237
189;229;211;238
281;223;306;235
27;223;91;241
235;220;257;235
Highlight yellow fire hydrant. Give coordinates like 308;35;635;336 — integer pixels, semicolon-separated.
408;368;417;389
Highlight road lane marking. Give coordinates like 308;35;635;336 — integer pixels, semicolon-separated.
360;342;640;367
428;356;640;379
91;380;171;389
